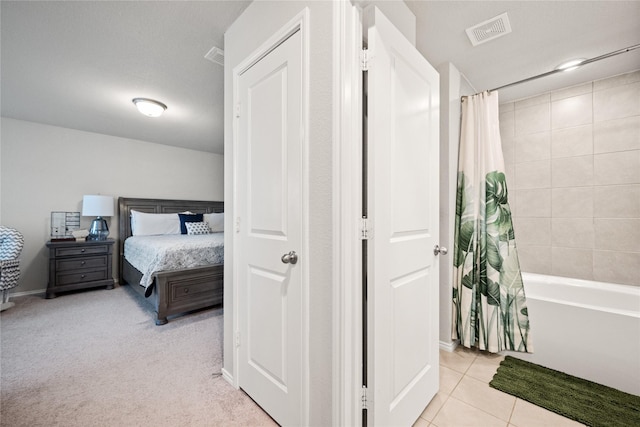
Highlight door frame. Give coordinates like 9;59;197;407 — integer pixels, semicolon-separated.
332;1;364;425
231;9;311;425
333;2;441;424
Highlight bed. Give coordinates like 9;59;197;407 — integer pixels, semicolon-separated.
118;197;224;325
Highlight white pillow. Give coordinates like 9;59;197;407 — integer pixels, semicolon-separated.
185;221;211;235
204;212;224;232
131;211;181;236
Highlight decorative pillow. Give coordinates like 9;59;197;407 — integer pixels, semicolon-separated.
185;221;211;235
178;213;203;234
204;212;224;232
131;211;181;236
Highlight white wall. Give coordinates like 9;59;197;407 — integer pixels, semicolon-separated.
1;117;224;294
437;63;475;347
361;0;416;45
224;1;333;425
0;121;2;224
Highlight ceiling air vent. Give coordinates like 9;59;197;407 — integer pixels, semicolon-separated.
465;12;512;46
204;46;224;66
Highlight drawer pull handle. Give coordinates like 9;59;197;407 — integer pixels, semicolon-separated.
81;274;86;279
81;249;86;252
81;261;86;265
184;288;189;294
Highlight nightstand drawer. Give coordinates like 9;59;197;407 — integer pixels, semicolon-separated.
57;269;108;286
46;239;115;298
56;256;107;272
55;245;109;258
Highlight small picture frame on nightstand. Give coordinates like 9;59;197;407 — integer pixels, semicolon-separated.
50;211;80;241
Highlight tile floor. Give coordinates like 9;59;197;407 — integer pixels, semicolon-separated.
413;346;585;427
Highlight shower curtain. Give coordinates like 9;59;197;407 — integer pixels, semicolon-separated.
452;91;533;353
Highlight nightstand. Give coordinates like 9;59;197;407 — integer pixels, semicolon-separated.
46;239;115;299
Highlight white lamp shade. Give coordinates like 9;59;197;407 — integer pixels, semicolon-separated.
82;195;114;217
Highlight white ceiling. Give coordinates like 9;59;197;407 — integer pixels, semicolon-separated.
405;1;640;102
2;1;639;154
0;1;251;154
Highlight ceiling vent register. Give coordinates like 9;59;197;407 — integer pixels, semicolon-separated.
466;12;512;46
204;46;224;66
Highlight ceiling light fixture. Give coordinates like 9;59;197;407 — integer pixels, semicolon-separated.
132;98;167;117
556;59;586;72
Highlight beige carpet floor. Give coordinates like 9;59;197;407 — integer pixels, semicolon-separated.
0;286;277;427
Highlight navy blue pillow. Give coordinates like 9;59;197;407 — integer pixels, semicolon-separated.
178;213;203;234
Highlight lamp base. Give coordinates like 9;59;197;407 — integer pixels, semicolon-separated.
87;217;109;241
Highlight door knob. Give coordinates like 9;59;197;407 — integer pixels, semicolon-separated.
433;245;448;256
281;251;298;265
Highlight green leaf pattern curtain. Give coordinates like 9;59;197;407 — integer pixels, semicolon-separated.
452;91;533;353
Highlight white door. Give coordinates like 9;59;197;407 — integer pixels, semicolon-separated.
236;29;303;427
367;8;440;426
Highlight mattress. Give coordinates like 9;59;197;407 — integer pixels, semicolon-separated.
124;233;224;288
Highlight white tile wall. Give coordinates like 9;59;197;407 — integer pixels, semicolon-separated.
551;187;594;218
552;156;594;187
515;93;550;109
593;116;640;153
593;69;640;91
551;247;594;280
513;217;551;246
593;250;640;285
517;245;552;275
551;82;593;101
551;218;594;248
593;82;640;122
593;184;640;218
552;125;593;158
515;103;551;135
516;159;551;189
502;70;640;286
594;218;640;252
501;134;516;166
594;151;640;185
516;132;551;162
516;188;551;217
552;93;593;130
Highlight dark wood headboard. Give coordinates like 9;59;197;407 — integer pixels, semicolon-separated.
117;197;224;282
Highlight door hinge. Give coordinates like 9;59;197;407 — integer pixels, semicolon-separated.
361;385;368;409
235;331;240;348
235;103;241;118
360;48;370;71
360;217;371;240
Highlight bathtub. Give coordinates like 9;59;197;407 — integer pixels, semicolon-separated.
504;273;640;396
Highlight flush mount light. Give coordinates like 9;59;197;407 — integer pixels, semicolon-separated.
132;98;167;117
556;59;585;72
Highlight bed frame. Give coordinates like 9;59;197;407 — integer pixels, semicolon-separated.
118;197;224;325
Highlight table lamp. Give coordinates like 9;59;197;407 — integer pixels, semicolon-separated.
82;195;114;241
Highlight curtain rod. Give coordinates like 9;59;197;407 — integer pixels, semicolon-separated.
462;44;640;99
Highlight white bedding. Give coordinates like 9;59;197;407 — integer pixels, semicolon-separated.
124;233;224;289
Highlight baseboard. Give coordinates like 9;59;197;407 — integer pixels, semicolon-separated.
439;340;458;352
221;368;235;387
9;279;121;299
0;301;16;312
10;288;46;298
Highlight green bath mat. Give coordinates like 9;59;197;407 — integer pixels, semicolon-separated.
490;356;640;427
